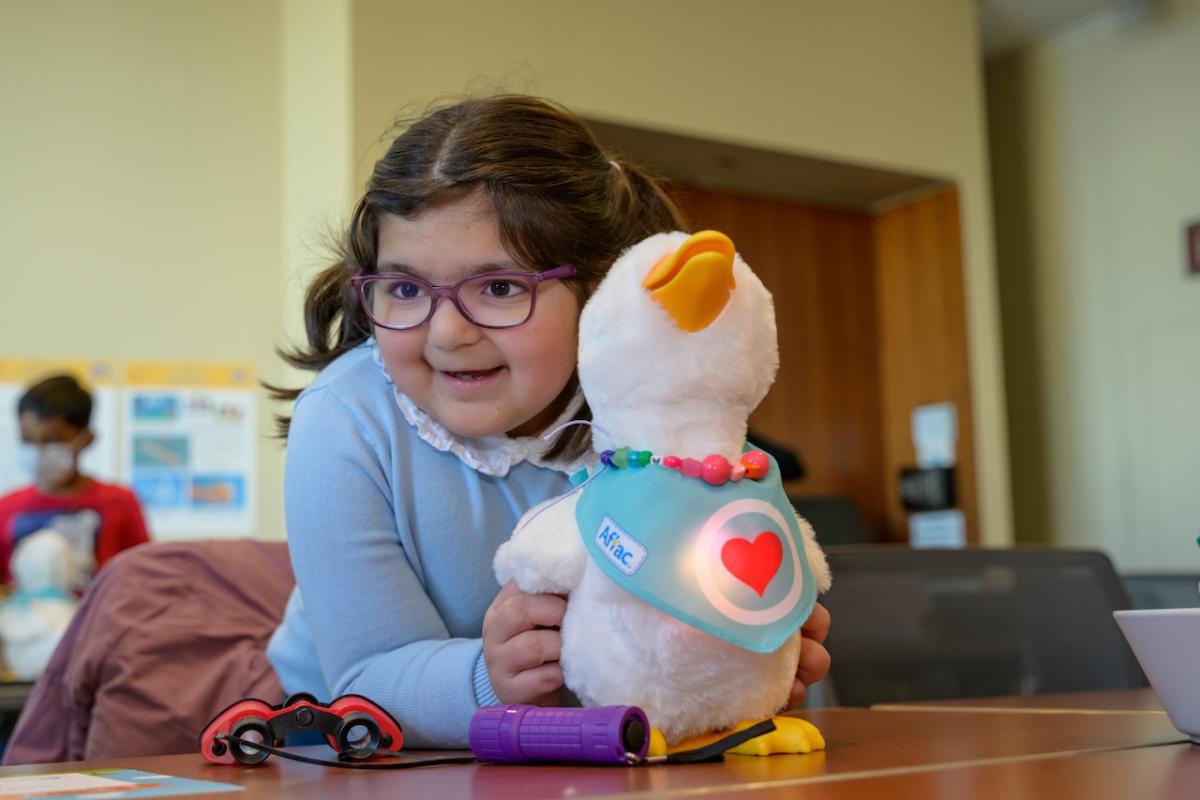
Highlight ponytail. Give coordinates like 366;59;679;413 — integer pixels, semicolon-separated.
263;259;370;437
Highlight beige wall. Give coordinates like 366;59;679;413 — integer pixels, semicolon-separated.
351;0;1014;546
2;0;1013;546
989;0;1200;569
281;0;355;379
0;0;291;540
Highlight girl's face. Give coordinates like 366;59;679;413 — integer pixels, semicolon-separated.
373;194;580;440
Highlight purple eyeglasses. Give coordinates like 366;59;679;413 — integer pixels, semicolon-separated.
351;265;577;331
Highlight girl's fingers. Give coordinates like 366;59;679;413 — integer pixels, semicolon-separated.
520;592;568;629
796;639;832;687
502;628;563;675
483;582;521;644
493;580;521;604
788;678;808;709
801;602;831;643
505;661;565;703
485;586;568;645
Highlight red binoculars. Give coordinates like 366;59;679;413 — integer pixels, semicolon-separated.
200;693;404;765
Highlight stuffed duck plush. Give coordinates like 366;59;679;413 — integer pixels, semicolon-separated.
494;230;832;755
0;529;81;680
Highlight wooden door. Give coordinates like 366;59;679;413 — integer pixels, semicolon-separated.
672;184;976;543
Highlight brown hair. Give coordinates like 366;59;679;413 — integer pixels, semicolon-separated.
19;374;92;429
269;95;686;461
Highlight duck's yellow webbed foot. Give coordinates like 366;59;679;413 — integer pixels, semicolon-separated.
727;716;824;755
646;716;824;759
648;726;669;758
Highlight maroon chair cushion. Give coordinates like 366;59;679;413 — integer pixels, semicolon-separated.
3;539;294;764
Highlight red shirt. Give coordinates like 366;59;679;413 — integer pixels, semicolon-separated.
0;478;151;584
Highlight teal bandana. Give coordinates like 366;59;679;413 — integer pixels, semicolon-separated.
575;453;817;653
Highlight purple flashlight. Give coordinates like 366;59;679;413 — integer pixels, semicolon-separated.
469;704;650;765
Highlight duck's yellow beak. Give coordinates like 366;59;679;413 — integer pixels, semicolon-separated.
642;230;736;333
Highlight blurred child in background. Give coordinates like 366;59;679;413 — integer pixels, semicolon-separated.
0;374;150;591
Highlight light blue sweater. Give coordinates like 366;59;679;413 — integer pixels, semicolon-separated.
266;343;572;747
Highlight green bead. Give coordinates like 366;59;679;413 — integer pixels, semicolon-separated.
632;450;652;468
612;447;631;468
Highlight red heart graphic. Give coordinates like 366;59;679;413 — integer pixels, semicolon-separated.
720;532;783;597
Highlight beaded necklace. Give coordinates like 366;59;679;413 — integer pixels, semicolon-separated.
597;446;770;486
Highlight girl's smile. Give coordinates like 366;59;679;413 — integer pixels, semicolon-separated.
438;366;503;389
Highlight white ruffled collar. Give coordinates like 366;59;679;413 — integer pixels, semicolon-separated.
371;340;594;477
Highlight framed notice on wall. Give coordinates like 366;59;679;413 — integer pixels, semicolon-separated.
121;362;257;538
0;359;120;496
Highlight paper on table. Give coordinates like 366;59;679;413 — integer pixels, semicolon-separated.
0;768;243;799
0;772;137;798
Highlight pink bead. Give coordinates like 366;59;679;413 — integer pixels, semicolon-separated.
701;454;732;485
681;458;703;479
741;450;770;480
662;455;682;469
730;463;746;481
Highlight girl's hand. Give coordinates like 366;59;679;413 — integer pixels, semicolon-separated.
482;580;567;705
787;602;832;708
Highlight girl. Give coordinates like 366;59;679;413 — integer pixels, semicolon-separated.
266;95;831;748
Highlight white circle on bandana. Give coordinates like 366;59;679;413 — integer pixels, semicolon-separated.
693;498;804;625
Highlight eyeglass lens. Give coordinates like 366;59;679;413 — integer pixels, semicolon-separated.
362;274;537;329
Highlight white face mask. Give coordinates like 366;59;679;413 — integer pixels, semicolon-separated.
16;444;39;479
17;442;77;487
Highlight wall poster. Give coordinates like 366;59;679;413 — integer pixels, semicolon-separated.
122;362;257;537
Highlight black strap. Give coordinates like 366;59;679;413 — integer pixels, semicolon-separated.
215;734;477;770
660;719;778;764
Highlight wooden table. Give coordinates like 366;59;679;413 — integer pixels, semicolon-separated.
872;687;1166;714
0;700;1189;799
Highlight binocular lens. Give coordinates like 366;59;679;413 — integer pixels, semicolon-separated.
230;719;272;765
